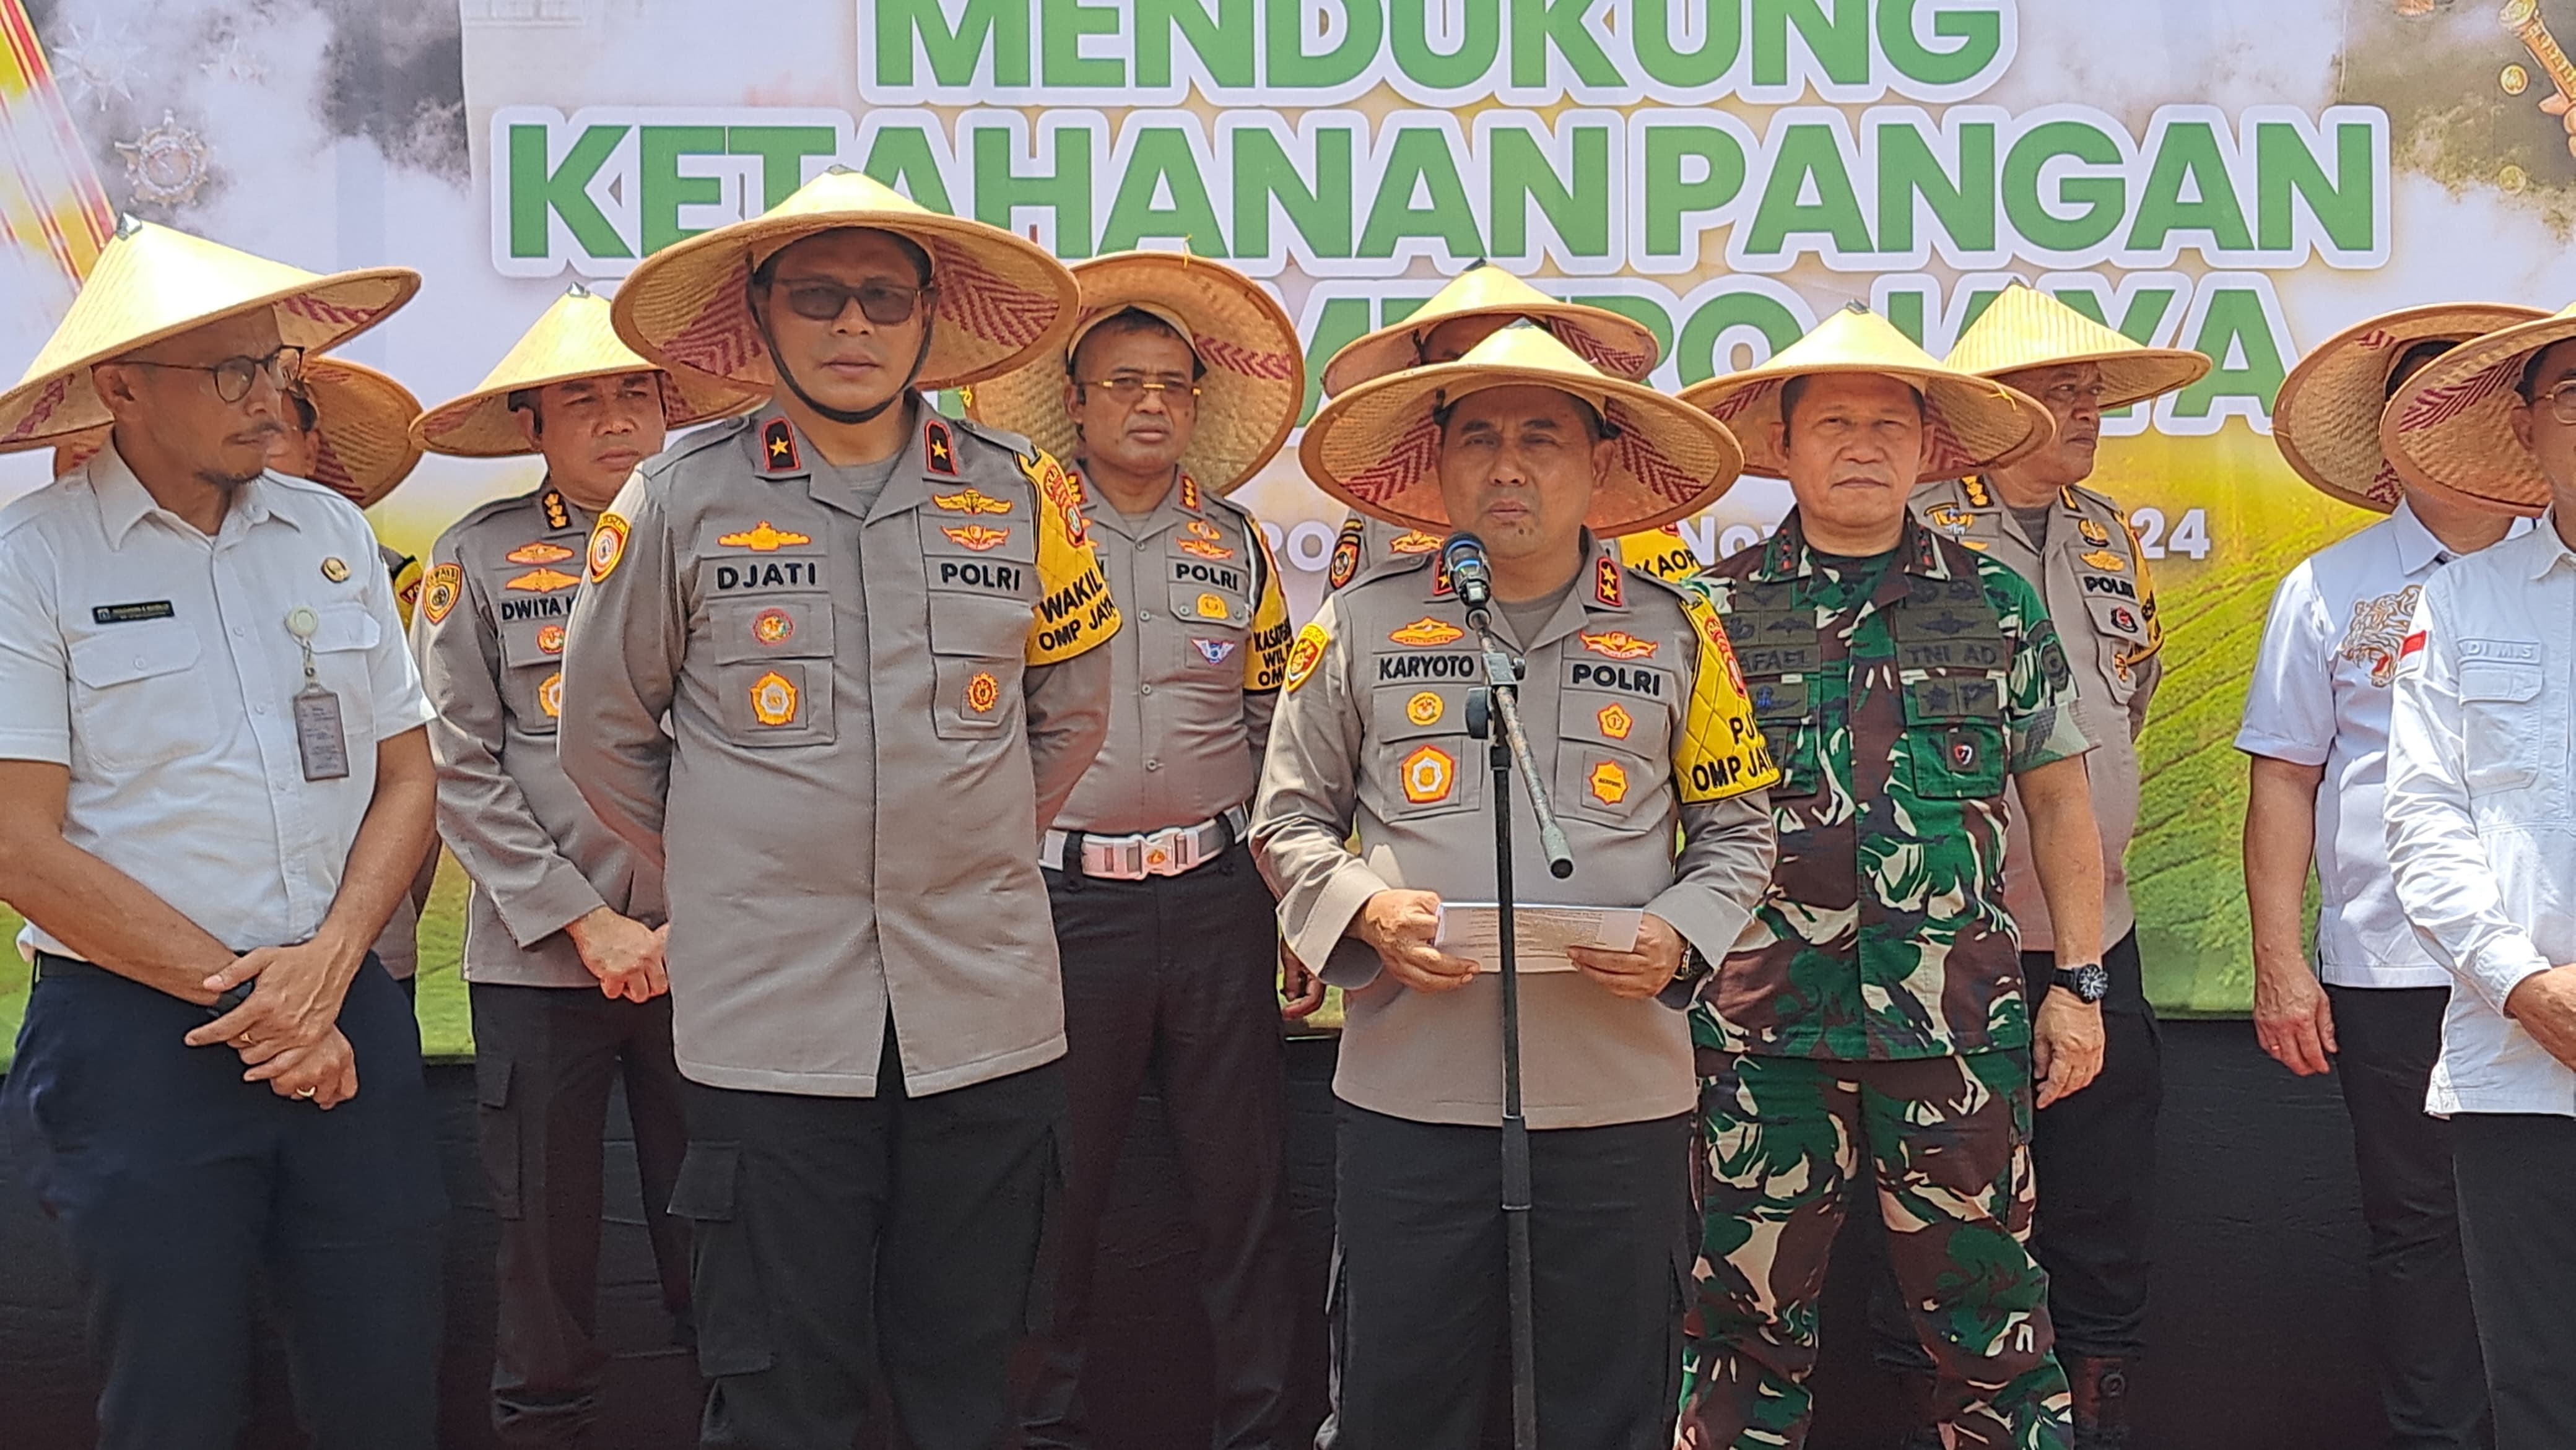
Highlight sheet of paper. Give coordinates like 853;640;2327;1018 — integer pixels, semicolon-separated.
1430;903;1644;973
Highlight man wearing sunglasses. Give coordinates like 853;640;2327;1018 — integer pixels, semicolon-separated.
0;224;443;1447
966;254;1303;1450
560;170;1118;1449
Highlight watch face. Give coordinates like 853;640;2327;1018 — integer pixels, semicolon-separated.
2072;963;2112;1003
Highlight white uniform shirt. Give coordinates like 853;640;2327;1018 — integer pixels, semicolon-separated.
2237;501;2527;989
0;441;434;962
2386;516;2576;1119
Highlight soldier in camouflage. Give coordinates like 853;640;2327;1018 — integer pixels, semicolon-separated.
1674;307;2110;1450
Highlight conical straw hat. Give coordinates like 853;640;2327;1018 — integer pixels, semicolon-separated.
612;167;1079;396
0;215;417;451
2273;303;2550;513
964;252;1302;495
48;355;424;507
414;284;767;458
1680;305;2051;482
2382;302;2576;513
1945;282;2209;410
1320;261;1660;396
1301;322;1743;536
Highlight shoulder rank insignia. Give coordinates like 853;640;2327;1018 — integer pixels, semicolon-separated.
2078;517;2113;549
1593;554;1624;607
541;488;572;531
1390;617;1466;647
1961;475;1992;508
1579;630;1658;660
505;566;581;594
925;419;958;476
506;540;577;566
1328;517;1363;591
2060;485;2082;511
760;419;801;474
942;524;1011;552
720;521;814;552
1285;622;1330;691
588;514;630;583
421;563;463;625
933;488;1013;516
1179;474;1201;511
2079;548;2126;573
1389;529;1442;555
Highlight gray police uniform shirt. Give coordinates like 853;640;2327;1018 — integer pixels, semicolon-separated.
1912;477;2162;955
0;441;434;960
1251;537;1778;1129
414;483;665;989
1055;468;1292;836
557;399;1120;1098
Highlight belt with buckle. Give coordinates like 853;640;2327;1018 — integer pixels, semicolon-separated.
1043;805;1250;880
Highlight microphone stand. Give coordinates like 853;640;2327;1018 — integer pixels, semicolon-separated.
1461;596;1573;1450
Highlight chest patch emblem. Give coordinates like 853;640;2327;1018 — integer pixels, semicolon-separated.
750;671;799;726
1195;592;1232;620
1390;617;1466;647
1389;529;1442;555
1925;503;1975;534
943;524;1012;552
507;540;576;566
1179;537;1236;560
2079;548;2126;573
1401;744;1456;804
537;623;567;655
753;609;794;646
721;521;812;552
2079;518;2114;548
1587;760;1629;805
505;567;581;594
1186;519;1224;541
1580;630;1658;660
2339;585;2423;688
1406;690;1445;726
537;672;564;718
965;670;1002;714
1194;638;1238;666
1597;702;1634;740
933;488;1013;516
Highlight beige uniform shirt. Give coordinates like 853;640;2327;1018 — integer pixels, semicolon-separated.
1252;539;1778;1129
414;484;665;989
559;401;1118;1097
1056;469;1290;835
1912;476;2161;954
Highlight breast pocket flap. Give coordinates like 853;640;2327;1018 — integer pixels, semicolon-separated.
69;620;201;688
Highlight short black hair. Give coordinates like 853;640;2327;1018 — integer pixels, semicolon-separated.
751;226;933;291
2387;339;2458;401
1432;389;1616;442
1778;373;1925;432
2514;339;2576;403
286;387;318;434
1069;307;1206;382
506;386;543;439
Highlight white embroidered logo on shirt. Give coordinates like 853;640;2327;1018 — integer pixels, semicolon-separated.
2338;585;2422;687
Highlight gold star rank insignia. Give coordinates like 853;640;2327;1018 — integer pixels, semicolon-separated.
761;419;801;473
925;419;959;476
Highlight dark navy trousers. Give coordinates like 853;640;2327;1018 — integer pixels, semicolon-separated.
3;952;446;1449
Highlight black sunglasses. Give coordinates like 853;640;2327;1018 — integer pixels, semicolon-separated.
773;280;938;326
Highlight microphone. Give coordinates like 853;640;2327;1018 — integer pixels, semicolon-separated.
1442;531;1494;613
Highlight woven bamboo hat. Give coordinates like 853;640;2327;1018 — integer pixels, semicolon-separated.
1945;282;2209;409
49;355;425;506
1681;305;2052;482
964;252;1303;495
1320;261;1660;397
611;166;1079;395
2276;303;2553;513
415;284;767;458
0;215;417;452
1300;321;1743;535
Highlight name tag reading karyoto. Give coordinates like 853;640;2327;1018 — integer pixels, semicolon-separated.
284;606;350;781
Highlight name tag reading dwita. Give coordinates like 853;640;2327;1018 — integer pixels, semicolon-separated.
285;606;350;781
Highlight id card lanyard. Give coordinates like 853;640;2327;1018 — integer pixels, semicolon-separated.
284;606;350;781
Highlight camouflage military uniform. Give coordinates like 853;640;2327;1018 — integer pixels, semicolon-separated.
1679;511;2092;1450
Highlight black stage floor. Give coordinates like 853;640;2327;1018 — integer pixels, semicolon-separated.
0;1020;2385;1449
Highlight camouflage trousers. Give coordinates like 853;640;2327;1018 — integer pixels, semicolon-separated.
1678;1049;2071;1450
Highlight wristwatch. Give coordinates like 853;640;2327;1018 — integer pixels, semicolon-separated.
1673;943;1715;989
2052;962;2111;1005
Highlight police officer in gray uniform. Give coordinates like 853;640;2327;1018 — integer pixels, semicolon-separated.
412;284;764;1448
969;251;1302;1450
559;169;1118;1450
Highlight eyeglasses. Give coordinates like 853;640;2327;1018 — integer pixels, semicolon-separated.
2543;381;2576;426
775;281;938;326
124;345;305;403
1081;377;1202;405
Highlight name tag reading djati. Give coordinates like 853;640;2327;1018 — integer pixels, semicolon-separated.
284;606;349;781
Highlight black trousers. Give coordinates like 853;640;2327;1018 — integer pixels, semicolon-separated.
470;982;695;1447
1873;929;2162;1368
2328;985;2489;1450
1;953;445;1450
2452;1112;2576;1450
1320;1103;1694;1450
1026;842;1294;1450
671;1036;1066;1450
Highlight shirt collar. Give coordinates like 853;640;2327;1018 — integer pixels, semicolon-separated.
2387;498;2450;576
1072;463;1191;542
2523;510;2576;580
1753;508;1952;583
85;435;295;545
